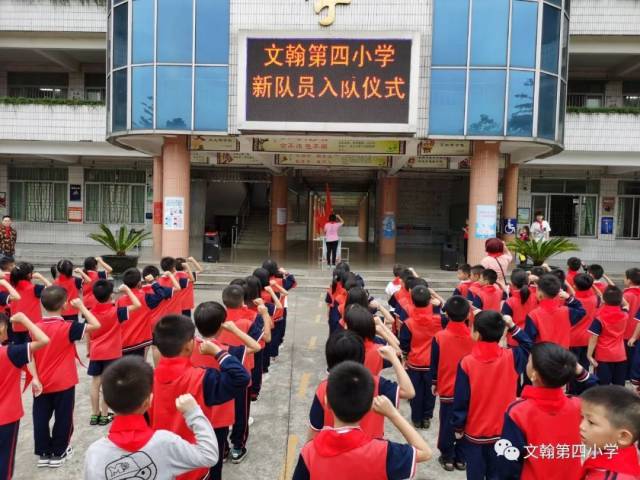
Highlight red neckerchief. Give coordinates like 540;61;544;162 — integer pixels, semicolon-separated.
582;445;640;477
575;289;596;300
314;427;372;457
4;226;11;238
471;341;502;362
481;284;499;294
155;356;191;383
520;386;568;413
392;277;401;286
487;252;502;258
108;414;155;452
539;298;561;314
446;321;471;337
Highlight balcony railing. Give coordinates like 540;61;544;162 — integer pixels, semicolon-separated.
6;86;105;104
567;94;640;110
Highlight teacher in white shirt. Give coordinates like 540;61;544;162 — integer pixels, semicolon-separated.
530;211;551;241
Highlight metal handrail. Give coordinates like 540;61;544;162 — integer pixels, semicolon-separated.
231;196;251;248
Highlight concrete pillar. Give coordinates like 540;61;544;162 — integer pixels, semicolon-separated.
270;175;288;252
152;156;163;259
161;136;190;257
378;176;398;256
358;195;368;241
468;141;501;265
503;159;519;242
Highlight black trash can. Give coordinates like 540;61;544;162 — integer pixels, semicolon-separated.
440;243;459;271
203;231;220;263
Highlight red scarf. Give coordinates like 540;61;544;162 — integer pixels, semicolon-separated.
314;427;371;457
471;341;502;362
108;414;155;452
520;386;568;413
487;252;502;258
446;321;471;338
582;445;640;477
539;298;561;314
155;356;191;383
575;289;596;300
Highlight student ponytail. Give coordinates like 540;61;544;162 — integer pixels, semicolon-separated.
510;269;530;304
12;262;33;286
53;259;74;278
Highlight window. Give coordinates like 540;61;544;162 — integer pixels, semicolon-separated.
157;66;192;130
8;72;68;99
531;179;600;194
9;168;68;223
157;0;193;63
538;73;557;139
132;0;154;64
507;71;534;136
132;66;154;129
432;0;469;66
85;170;146;224
113;3;128;69
194;67;228;131
428;70;466;135
567;80;605;108
85;73;106;102
510;0;538;68
112;69;127;132
467;70;506;135
196;0;230;64
623;81;640;108
617;197;640;239
471;0;509;66
620;182;640;195
540;4;561;73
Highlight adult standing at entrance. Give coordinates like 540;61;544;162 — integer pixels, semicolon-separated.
480;238;512;289
530;211;551;242
0;215;17;260
324;213;344;267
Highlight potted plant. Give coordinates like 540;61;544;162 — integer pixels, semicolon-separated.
506;237;580;267
88;224;151;274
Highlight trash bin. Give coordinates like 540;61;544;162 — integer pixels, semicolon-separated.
440;243;459;271
203;231;220;263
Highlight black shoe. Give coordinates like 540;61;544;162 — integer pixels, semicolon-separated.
454;460;467;471
49;446;73;468
231;448;247;464
422;418;431;429
438;456;455;472
412;420;423;429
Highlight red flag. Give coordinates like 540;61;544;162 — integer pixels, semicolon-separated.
324;183;333;219
314;184;333;236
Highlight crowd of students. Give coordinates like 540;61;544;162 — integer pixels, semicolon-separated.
0;254;296;480
300;245;640;479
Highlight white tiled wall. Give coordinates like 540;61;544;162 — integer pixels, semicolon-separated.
0;0;106;33
570;0;640;36
564;113;640;152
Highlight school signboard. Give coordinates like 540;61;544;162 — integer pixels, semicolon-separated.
237;32;420;133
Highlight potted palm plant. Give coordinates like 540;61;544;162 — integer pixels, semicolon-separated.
88;224;151;274
506;237;580;267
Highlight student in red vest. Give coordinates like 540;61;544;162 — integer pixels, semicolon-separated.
431;295;475;472
399;285;445;430
579;386;640;480
502;269;538;348
453;264;472;298
51;259;91;321
9;262;50;344
150;314;250;480
262;259;297;359
295;361;431;480
524;274;586;349
388;268;418;322
587;286;630;386
623;268;640;377
81;256;112;311
160;257;190;313
385;263;406;299
570;274;601;370
84;357;219;479
587;264;615;295
345;304;391;376
470;269;506;313
451;311;532;480
308;330;414;441
326;267;348;334
32;288;100;468
566;257;584;289
118;267;173;358
175;256;203;318
252;267;281;375
497;342;598;480
88;280;141;426
0;312;49;480
466;265;485;304
192;301;260;480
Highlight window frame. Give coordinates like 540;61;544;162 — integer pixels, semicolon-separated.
616;195;640;239
84;180;146;225
9;179;68;223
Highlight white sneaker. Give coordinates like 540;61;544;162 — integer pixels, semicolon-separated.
248;416;254;426
49;446;73;468
37;455;50;468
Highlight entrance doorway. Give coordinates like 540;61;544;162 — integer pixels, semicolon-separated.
532;194;597;237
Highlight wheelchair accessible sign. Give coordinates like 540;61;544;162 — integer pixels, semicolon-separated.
503;218;517;235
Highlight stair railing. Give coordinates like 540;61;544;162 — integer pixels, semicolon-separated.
232;196;252;248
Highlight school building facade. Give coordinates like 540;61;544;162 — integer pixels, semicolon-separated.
0;0;639;265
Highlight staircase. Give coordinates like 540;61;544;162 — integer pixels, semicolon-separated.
235;210;270;250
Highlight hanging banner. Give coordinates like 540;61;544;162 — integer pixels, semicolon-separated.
253;136;404;154
189;136;240;152
417;140;472;156
404;156;449;169
275;153;391;167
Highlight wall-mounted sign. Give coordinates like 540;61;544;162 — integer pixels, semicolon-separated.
404;156;448;169
68;207;83;223
602;196;615;214
189;136;240;152
276;208;288;225
475;205;497;239
69;184;81;202
253;137;404;154
153;202;162;225
275;153;391;167
164;197;184;231
517;208;530;225
238;32;420;133
418;140;472;156
216;153;264;165
601;217;614;235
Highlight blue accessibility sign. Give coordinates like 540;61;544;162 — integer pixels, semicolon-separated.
503;218;517;235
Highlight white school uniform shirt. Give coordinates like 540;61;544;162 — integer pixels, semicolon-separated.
530;220;551;241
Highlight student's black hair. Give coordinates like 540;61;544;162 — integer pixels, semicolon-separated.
0;257;14;272
342;273;361;292
581;385;640;442
567;257;582;272
473;310;506;343
530;266;546;278
626;268;640;286
194;301;226;338
175;257;187;272
470;264;485;276
331;266;348;294
458;263;471;276
10;262;33;286
41;285;68;312
344;304;376;341
326;361;375;424
230;278;247;289
153;314;195;357
603;285;623;306
142;265;160;279
482;269;498;285
252;268;270;288
335;261;350;273
2;215;10;220
244;276;263;303
329;213;337;222
444;295;470;322
51;259;73;279
160;256;176;272
93;279;114;303
83;257;98;272
102;356;154;414
411;285;431;308
262;259;282;278
325;329;365;370
393;263;406;277
411;277;429;289
530;342;577;388
587;264;605;280
574;273;594;292
510;269;531;304
400;268;416;287
222;284;245;309
345;286;369;309
122;268;142;289
537;273;562;298
550;267;566;284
